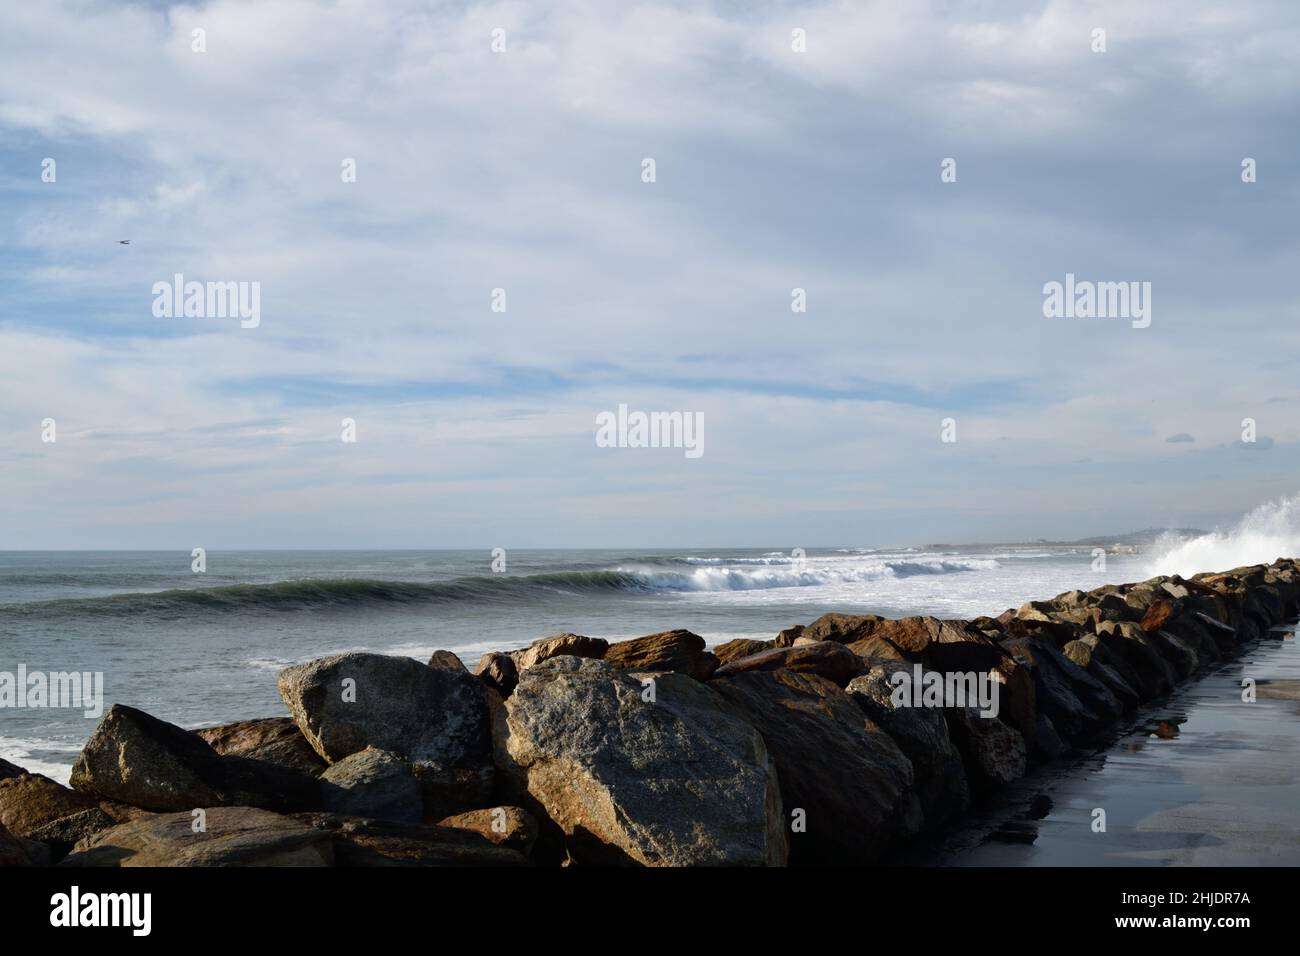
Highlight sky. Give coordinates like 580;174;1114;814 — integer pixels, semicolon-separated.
1;0;1298;549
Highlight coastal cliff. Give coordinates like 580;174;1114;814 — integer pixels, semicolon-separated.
3;558;1298;867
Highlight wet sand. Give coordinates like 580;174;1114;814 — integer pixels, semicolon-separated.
899;627;1300;866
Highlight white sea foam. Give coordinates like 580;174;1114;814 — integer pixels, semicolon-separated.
616;558;999;593
0;737;79;785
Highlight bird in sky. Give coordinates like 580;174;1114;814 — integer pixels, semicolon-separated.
118;239;130;245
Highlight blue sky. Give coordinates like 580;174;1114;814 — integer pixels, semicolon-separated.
2;0;1299;549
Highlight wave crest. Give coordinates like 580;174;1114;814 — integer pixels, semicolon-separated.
5;557;999;615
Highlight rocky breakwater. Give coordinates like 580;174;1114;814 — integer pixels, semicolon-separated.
2;560;1297;867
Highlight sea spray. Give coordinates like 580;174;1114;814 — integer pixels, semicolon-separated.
1146;493;1300;578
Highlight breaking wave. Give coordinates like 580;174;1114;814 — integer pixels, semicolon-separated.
3;557;999;617
1146;494;1300;578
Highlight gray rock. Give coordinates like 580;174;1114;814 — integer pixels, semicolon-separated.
27;807;121;859
1001;637;1122;743
70;705;318;813
495;657;786;866
1094;621;1177;698
474;652;519;697
319;748;423;822
277;652;494;818
1033;713;1066;759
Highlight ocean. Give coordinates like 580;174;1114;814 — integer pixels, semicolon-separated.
1;503;1296;791
1;544;1154;783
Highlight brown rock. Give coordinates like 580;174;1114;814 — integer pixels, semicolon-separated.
62;806;335;867
511;633;608;672
196;716;327;777
800;613;886;644
604;629;718;680
437;806;538;855
713;641;867;687
427;650;467;671
0;773;100;838
1140;597;1180;633
846;634;913;661
713;638;773;665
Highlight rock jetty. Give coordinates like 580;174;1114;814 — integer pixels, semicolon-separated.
2;559;1297;867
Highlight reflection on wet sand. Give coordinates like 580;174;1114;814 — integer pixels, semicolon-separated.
896;631;1300;866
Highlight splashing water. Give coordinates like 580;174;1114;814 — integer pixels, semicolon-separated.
1146;494;1300;578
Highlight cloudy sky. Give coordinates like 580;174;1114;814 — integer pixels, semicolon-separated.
1;0;1298;549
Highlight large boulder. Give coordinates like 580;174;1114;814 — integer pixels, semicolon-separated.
710;669;916;864
713;641;867;687
603;629;718;680
494;657;786;866
292;813;530;866
195;716;327;777
277;653;494;818
0;758;27;782
845;663;969;828
70;705;318;813
437;806;539;855
318;748;423;823
61;806;335;867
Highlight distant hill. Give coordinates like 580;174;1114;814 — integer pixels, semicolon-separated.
925;528;1208;549
1063;528;1207;547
